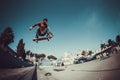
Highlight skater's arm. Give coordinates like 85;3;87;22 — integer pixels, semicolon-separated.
32;24;38;28
29;24;38;30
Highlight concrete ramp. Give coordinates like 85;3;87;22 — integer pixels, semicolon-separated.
0;66;37;80
38;53;120;80
0;49;33;68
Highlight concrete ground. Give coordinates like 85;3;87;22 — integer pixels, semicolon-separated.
37;53;120;80
0;53;120;80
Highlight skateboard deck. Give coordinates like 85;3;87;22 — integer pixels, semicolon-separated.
33;37;52;41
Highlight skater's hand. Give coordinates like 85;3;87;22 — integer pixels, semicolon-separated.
29;26;33;30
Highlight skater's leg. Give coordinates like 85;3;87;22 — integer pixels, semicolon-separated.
45;28;54;41
35;29;41;43
36;29;39;38
46;28;53;37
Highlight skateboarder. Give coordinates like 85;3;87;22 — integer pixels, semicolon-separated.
29;18;53;43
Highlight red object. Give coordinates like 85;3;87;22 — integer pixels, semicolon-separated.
38;22;47;31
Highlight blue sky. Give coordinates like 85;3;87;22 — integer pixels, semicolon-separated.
0;0;120;57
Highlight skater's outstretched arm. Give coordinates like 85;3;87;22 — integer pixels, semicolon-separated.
29;24;38;30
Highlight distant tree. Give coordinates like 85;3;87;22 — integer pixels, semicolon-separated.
108;39;112;47
35;53;46;62
81;50;86;55
107;39;116;47
47;55;57;61
34;53;46;65
26;50;31;56
0;27;14;46
100;43;106;50
30;52;34;57
16;39;26;60
35;53;46;60
88;50;93;55
116;34;120;45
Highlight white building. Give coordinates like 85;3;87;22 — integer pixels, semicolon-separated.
61;52;75;65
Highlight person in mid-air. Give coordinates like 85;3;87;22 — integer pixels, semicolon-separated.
29;18;53;43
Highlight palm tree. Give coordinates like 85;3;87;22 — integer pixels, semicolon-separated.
0;27;14;47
